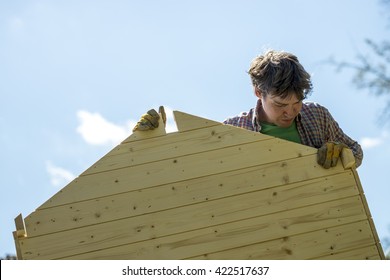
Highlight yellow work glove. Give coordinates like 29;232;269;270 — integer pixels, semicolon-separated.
132;106;166;132
317;142;347;169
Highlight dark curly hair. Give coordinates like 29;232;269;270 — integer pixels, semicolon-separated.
248;50;313;100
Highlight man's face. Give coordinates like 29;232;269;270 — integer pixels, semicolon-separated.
258;92;303;128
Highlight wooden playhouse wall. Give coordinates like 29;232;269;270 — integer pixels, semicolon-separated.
13;110;385;260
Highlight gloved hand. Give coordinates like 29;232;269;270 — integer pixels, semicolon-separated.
132;106;166;132
317;142;347;169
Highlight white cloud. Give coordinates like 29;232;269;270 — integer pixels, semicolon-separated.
360;131;389;149
46;161;76;188
76;108;177;146
360;137;383;149
76;110;133;145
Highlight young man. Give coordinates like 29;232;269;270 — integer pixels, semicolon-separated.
133;50;363;169
223;50;363;168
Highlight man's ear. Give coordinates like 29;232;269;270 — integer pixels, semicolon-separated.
254;87;262;98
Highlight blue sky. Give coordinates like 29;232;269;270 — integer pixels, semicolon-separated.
1;0;389;257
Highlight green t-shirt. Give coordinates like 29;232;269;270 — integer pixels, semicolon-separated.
260;120;301;144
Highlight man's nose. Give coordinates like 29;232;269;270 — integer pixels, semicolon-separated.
284;105;296;116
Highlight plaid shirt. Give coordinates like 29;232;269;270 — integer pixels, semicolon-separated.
223;100;363;167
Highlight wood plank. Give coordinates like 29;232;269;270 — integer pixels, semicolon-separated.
14;214;26;237
313;245;382;260
24;170;358;237
341;148;356;169
188;221;377;260
81;124;274;176
173;111;221;132
38;137;319;209
19;196;367;259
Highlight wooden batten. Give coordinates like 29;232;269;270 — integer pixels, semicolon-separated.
341;148;356;169
14;109;384;260
351;169;385;259
13;232;23;260
14;213;26;238
13;213;26;260
173;110;221;132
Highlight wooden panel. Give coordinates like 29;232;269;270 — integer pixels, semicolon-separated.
38;137;319;209
24;170;357;237
19;196;367;259
15;110;384;260
188;221;377;260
